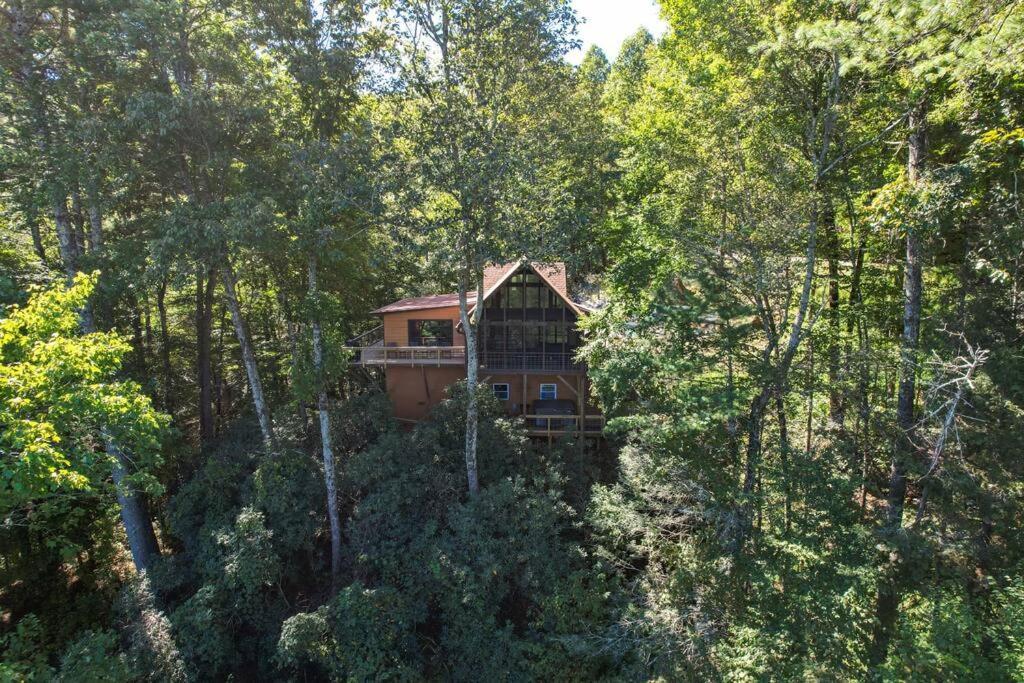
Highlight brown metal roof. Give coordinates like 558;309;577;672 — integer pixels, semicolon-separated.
372;293;475;314
473;260;582;317
482;262;520;293
482;261;568;296
373;261;576;316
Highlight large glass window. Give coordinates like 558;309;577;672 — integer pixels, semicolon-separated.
492;383;510;401
525;284;543;309
507;283;524;310
408;320;454;347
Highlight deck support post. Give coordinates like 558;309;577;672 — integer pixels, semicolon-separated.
522;374;528;417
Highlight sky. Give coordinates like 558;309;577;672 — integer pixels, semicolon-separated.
568;0;668;65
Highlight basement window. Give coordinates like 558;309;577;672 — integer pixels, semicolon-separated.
539;383;557;400
492;383;511;401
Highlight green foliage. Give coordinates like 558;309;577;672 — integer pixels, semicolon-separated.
56;630;133;682
0;274;169;531
277;583;421;680
991;571;1024;679
0;614;53;681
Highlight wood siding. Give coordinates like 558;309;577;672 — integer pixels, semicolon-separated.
381;306;465;347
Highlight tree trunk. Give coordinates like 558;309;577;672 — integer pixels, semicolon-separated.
277;289;309;436
736;194;819;555
109;440;162;573
53;193;78;282
70;190;86;256
776;391;792;535
28;213;46;262
308;255;342;586
157;278;173;411
197;265;216;443
86;193;103;253
221;258;275;449
458;272;481;496
870;101;927;668
824;200;844;427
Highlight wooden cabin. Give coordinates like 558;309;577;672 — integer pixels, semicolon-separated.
349;261;604;438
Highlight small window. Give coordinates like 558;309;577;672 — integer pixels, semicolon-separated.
492;383;510;401
539;383;557;400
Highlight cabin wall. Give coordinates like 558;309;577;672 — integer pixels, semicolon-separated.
384;367;599;423
381;306;465;347
478;373;599;416
386;365;467;422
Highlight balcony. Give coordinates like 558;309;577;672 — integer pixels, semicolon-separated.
349;347;586;372
348;327;584;372
525;414;606;439
354;345;468;367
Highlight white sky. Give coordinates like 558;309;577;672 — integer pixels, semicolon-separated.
568;0;668;65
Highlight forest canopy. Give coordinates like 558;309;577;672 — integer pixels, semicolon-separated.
1;0;1023;680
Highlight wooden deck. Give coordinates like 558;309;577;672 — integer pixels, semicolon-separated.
353;345;467;366
350;345;585;372
524;414;606;439
395;414;606;440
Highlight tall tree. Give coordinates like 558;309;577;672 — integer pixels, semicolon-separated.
250;0;381;586
390;0;579;494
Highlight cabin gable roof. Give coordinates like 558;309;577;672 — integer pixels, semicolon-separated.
372;293;475;315
472;260;582;316
372;261;582;317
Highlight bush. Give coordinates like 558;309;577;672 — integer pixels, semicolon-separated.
277;582;421;680
57;630;133;682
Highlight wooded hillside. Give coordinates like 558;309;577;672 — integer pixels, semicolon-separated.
1;0;1023;679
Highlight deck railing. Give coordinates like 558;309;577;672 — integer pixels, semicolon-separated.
523;414;606;438
349;346;584;371
354;345;467;366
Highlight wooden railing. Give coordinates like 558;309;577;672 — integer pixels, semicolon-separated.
523;414;606;438
353;345;467;366
351;346;585;371
347;325;384;347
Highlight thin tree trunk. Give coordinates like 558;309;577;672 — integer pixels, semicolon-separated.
215;303;228;435
777;391;792;535
805;336;815;457
84;180;103;253
870;101;927;668
825;200;843;427
737;197;819;554
70;190;85;256
53;193;78;282
277;289;309;435
221;258;275;449
197;265;216;443
458;270;481;496
858;318;872;516
157;279;173;411
131;294;146;373
28;212;46;261
308;254;342;586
